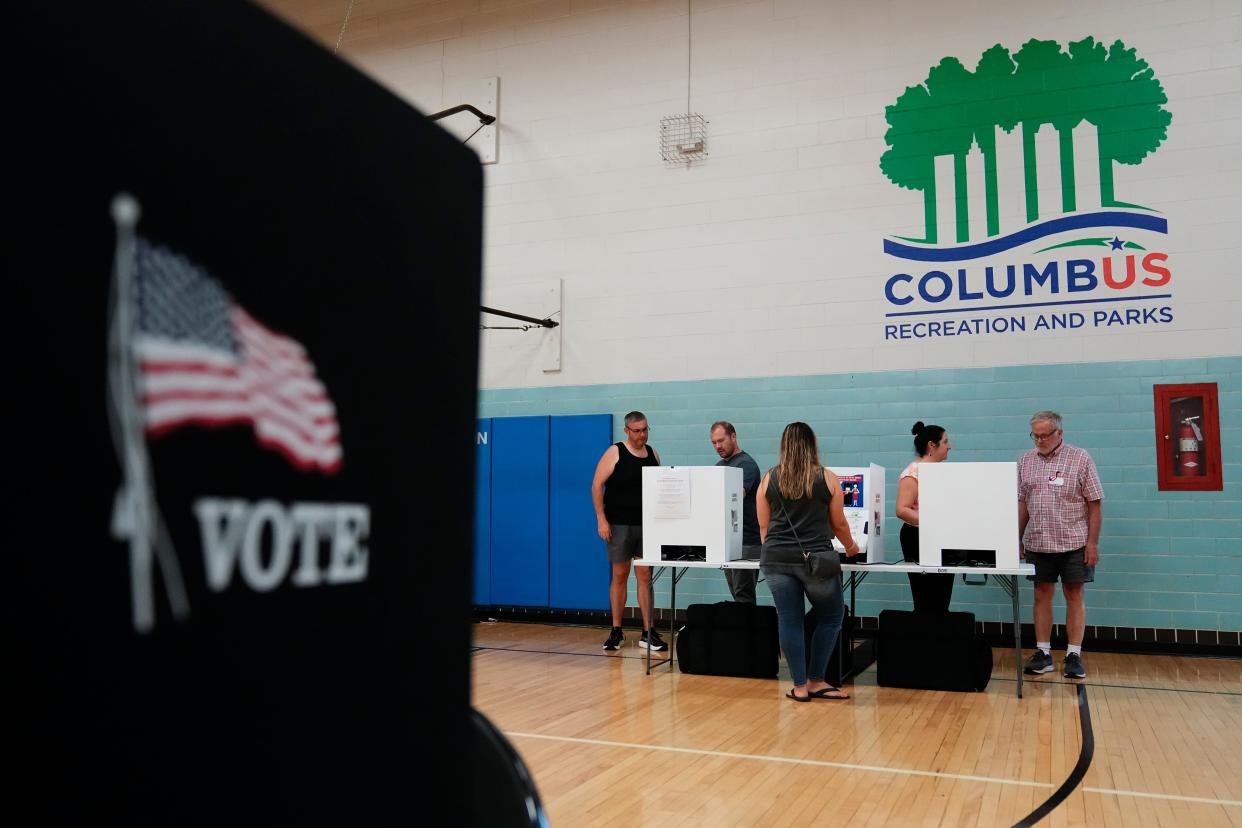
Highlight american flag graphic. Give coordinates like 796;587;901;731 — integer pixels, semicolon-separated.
132;239;342;473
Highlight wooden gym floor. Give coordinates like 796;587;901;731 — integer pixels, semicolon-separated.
472;621;1242;827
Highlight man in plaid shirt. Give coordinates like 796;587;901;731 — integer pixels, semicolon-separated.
1018;411;1104;679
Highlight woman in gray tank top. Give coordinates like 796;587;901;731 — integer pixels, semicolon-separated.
756;422;861;702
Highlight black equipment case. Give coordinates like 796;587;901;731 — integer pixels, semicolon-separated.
677;601;779;678
877;609;993;692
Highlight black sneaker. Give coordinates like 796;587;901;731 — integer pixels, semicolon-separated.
1024;650;1054;674
1063;652;1086;679
638;629;668;652
603;627;624;651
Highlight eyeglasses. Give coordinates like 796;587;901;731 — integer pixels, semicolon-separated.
1029;430;1060;441
626;426;649;434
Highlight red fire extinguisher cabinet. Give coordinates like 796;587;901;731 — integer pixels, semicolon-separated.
1154;383;1223;491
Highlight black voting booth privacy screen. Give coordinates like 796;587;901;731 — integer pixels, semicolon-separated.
11;2;480;824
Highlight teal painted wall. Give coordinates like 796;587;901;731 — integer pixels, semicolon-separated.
480;357;1241;632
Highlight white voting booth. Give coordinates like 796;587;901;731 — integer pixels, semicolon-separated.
918;462;1020;567
830;464;888;562
641;466;743;563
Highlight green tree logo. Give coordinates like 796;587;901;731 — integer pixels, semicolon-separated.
880;37;1171;244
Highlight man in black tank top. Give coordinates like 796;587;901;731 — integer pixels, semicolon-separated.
591;411;666;652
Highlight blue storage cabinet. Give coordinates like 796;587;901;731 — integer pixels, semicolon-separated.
489;416;550;606
472;419;492;605
549;414;612;610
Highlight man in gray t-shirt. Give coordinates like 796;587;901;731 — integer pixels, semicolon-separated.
710;421;761;603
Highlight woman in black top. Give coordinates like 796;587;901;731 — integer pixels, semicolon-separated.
756;422;860;702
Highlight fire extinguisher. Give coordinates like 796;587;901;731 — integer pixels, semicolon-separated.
1176;416;1204;476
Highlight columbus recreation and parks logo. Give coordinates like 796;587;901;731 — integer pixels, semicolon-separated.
878;37;1173;341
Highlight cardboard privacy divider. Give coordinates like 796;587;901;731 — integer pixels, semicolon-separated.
11;1;481;823
829;463;888;562
642;466;745;563
918;462;1020;568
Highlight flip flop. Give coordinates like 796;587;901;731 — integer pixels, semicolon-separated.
809;687;850;700
786;689;812;703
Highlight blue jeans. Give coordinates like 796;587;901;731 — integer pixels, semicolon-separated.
762;563;845;687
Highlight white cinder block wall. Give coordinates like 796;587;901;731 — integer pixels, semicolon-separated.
261;0;1242;636
264;0;1241;390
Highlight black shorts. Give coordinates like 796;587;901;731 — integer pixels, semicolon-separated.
1026;548;1094;584
606;524;643;564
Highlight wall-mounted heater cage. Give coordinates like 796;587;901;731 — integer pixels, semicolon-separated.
660;114;708;164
